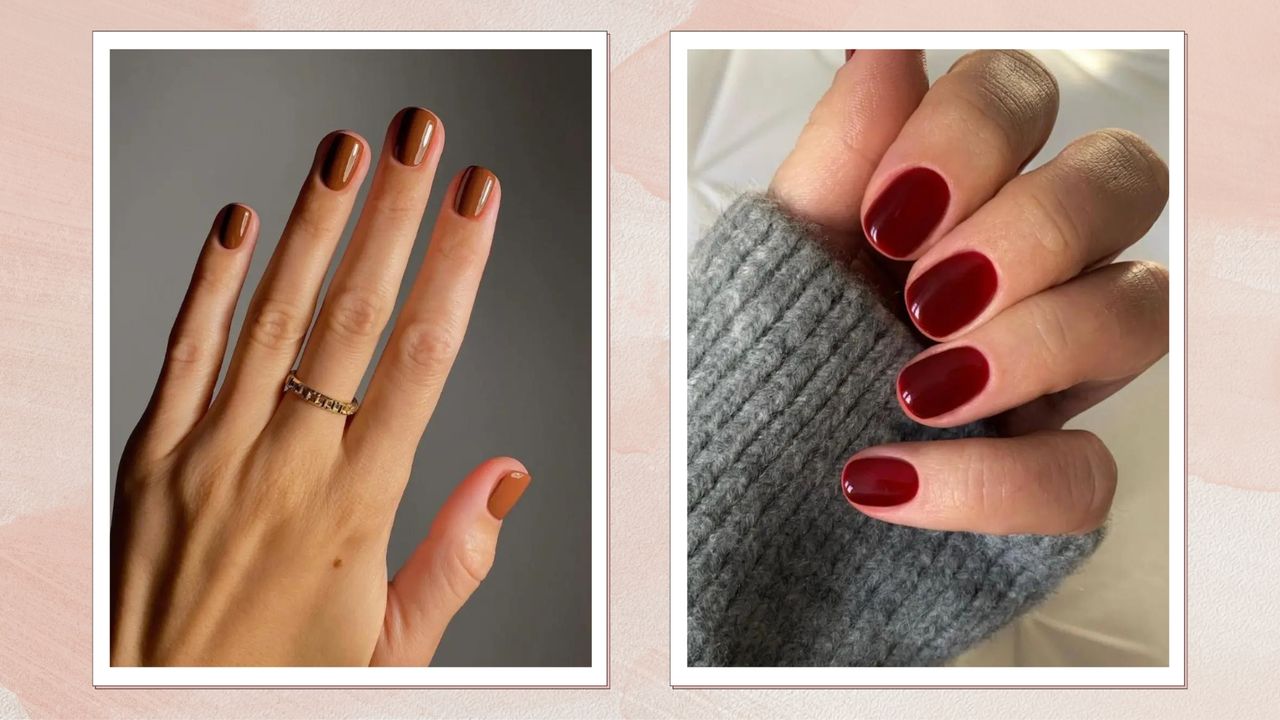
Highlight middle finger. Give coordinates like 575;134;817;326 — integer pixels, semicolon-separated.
281;107;444;429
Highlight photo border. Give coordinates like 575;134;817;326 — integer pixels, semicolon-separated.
669;30;1186;688
92;30;609;688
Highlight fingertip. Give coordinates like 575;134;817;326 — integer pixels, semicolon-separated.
313;129;371;190
211;202;257;250
448;165;500;220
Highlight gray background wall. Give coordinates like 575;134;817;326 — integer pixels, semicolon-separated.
110;49;592;667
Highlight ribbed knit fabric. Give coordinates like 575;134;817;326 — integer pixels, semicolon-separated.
687;194;1102;667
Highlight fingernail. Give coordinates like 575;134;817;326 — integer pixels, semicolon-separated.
487;470;531;520
863;167;950;258
319;131;363;190
905;251;998;337
216;203;251;249
455;165;496;218
897;346;990;419
392;107;438;167
845;49;856;61
841;457;918;507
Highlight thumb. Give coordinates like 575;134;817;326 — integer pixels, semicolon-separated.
371;456;532;666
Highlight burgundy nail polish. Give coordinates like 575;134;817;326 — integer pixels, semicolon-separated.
897;346;990;419
841;457;919;507
905;251;998;337
863;167;949;258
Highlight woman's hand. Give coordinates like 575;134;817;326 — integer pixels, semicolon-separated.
111;107;531;666
771;50;1169;535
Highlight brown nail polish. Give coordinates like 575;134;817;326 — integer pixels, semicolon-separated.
216;203;251;249
392;107;438;167
455;165;496;218
319;132;363;190
487;470;531;520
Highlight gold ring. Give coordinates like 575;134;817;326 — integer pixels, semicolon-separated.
282;371;359;416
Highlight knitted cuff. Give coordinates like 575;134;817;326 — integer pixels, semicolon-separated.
687;194;1102;667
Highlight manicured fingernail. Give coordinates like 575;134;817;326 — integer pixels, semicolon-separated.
455;165;496;218
905;251;998;337
841;457;918;507
845;49;856;61
863;167;950;258
319;131;363;190
216;203;251;249
487;470;531;520
392;107;438;167
897;346;990;419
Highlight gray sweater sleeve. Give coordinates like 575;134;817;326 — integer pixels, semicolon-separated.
687;194;1102;667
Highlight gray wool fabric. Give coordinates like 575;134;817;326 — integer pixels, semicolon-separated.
687;194;1102;667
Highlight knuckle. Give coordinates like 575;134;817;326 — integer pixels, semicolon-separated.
165;333;207;369
1113;260;1171;351
288;208;343;241
441;534;495;603
1067;431;1116;533
956;441;1015;531
432;229;490;265
1068;129;1170;199
323;290;386;342
1021;184;1084;263
246;299;310;353
949;50;1058;154
397;322;458;377
1025;299;1077;386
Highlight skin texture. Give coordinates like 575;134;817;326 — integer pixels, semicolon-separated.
769;50;1169;536
111;107;529;667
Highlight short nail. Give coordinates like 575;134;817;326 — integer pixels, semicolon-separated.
841;457;918;507
216;203;251;249
487;470;531;520
319;131;363;190
905;251;998;337
897;346;990;419
863;167;950;258
392;107;438;167
455;165;496;218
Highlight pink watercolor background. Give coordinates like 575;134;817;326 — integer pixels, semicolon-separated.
1;0;1278;716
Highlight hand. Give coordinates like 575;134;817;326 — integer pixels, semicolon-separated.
111;107;531;666
770;50;1169;535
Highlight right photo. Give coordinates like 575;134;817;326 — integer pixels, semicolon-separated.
674;36;1182;680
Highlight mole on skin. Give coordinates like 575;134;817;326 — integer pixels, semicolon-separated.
332;558;343;568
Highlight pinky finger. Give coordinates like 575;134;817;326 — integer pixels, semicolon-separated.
840;430;1115;535
129;203;258;459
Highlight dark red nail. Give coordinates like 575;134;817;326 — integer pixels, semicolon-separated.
845;49;856;61
841;457;919;507
897;346;990;419
863;167;949;258
905;251;998;337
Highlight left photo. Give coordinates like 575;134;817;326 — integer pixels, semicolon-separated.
93;32;606;686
